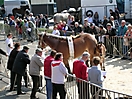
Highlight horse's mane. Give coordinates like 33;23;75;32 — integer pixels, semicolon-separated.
45;33;81;41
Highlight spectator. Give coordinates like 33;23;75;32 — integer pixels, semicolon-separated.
5;33;14;55
105;23;116;58
83;19;91;33
35;15;40;28
98;25;107;43
73;52;90;99
12;46;30;95
90;23;100;41
115;7;120;21
93;12;99;26
73;22;83;35
52;25;60;36
8;17;15;26
62;21;69;36
116;20;127;59
51;53;68;99
67;14;72;26
102;16;108;29
70;16;75;29
88;56;106;99
109;9;116;20
45;14;49;28
1;5;6;19
29;13;35;24
57;20;64;31
4;17;8;24
108;16;119;29
44;50;56;99
29;48;44;99
7;42;20;91
86;14;93;23
38;14;46;28
124;24;132;60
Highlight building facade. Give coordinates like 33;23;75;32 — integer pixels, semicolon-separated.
30;0;56;15
54;0;81;12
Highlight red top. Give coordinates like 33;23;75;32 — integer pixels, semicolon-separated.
73;60;88;81
44;55;54;78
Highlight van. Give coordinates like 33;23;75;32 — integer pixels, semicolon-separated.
4;0;31;16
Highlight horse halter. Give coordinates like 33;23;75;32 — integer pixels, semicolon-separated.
38;32;47;48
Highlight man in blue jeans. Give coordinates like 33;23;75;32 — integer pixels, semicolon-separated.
44;50;56;99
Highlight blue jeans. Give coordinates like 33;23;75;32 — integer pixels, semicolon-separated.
45;78;52;99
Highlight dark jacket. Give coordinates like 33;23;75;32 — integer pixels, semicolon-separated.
12;50;30;76
38;18;46;27
106;28;116;36
7;48;19;70
73;26;82;35
0;49;6;56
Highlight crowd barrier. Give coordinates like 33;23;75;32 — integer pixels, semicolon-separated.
65;74;132;99
102;36;132;58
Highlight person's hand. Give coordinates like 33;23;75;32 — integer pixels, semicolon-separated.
106;35;109;38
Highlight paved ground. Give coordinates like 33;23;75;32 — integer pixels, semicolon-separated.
0;34;132;99
0;34;47;99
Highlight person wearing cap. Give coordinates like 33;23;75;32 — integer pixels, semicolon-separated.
105;23;116;58
107;16;119;29
90;23;100;41
88;56;106;99
12;46;30;95
72;22;83;35
83;20;91;33
98;25;107;43
73;51;90;99
29;48;44;99
116;20;128;59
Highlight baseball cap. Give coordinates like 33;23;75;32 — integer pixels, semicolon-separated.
35;48;43;53
23;46;29;50
82;52;90;57
107;23;111;26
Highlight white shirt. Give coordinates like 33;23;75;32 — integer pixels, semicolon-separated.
87;17;93;23
52;30;60;36
5;38;13;55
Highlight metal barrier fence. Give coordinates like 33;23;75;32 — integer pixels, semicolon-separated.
65;74;132;99
102;36;132;58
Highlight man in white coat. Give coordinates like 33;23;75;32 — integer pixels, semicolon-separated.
5;33;14;55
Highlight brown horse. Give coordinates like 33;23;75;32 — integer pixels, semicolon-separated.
38;33;106;72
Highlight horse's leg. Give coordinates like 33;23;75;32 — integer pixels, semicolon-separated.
90;55;94;67
100;57;105;71
64;59;74;82
63;59;72;74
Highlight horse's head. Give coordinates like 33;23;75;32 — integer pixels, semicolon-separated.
95;42;106;57
38;32;47;48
